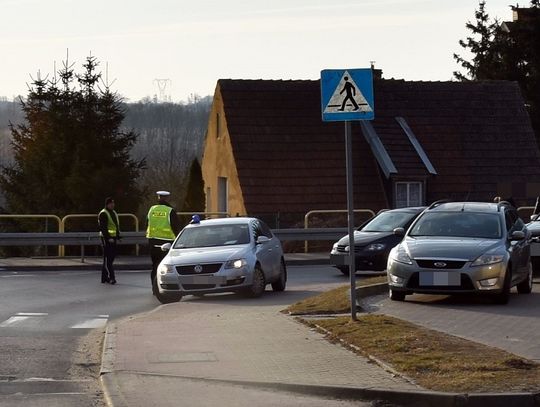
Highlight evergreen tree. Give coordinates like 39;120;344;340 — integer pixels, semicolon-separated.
0;55;145;215
453;1;500;80
454;1;540;144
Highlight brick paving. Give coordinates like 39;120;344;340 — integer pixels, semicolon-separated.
112;301;419;390
373;285;540;361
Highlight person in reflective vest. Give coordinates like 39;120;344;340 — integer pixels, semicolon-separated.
98;197;121;284
146;190;181;294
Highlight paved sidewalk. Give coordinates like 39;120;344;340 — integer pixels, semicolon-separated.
101;301;420;406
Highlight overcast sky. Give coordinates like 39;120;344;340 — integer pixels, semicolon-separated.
0;0;519;102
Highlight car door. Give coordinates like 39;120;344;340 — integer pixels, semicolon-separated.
252;220;276;278
258;220;282;277
506;209;529;281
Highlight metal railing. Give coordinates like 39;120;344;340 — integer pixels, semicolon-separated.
303;209;377;252
0;228;346;262
0;211;230;258
59;213;140;257
0;214;62;255
518;206;535;221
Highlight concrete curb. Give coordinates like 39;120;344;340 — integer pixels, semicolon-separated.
97;371;540;407
355;281;388;302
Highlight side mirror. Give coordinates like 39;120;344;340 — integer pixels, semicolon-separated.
256;236;270;245
531;214;539;221
161;242;172;252
393;227;405;236
509;231;525;241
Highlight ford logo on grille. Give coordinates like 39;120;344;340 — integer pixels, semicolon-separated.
194;265;203;273
434;262;447;268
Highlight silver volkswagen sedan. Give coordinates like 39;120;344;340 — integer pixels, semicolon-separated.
387;201;533;304
154;217;287;303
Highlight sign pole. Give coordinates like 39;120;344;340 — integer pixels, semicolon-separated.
320;67;374;321
345;120;357;321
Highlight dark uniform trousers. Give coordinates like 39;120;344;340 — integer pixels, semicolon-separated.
149;238;173;285
101;237;117;282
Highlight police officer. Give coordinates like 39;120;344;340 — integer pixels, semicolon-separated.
98;197;120;284
146;191;181;293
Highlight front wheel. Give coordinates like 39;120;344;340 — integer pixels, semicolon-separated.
493;267;512;304
271;260;287;292
244;266;266;298
153;277;182;304
516;262;533;294
389;289;406;301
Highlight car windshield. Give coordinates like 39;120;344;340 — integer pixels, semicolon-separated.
409;212;502;239
361;211;418;232
173;224;251;249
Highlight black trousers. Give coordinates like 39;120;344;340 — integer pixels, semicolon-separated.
149;239;172;284
101;237;117;282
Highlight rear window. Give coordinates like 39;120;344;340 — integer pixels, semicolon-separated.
409;212;501;239
362;211;418;232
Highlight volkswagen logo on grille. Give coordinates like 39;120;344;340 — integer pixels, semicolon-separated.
194;265;203;273
434;262;447;268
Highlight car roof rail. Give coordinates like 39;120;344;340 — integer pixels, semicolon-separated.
427;199;451;210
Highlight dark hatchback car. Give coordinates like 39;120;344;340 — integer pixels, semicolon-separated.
330;207;426;275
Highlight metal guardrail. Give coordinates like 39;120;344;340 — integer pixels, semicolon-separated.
0;228;347;247
60;213;141;257
303;209;376;252
0;228;346;262
518;206;535;221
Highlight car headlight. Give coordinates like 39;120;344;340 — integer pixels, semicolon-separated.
366;243;386;251
224;258;247;269
158;264;175;275
390;246;412;265
471;253;504;267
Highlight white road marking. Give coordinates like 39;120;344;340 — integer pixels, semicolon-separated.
0;312;109;329
0;316;29;326
71;317;108;329
0;315;47;327
16;312;48;316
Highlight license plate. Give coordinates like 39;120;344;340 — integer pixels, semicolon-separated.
419;272;460;286
180;276;226;284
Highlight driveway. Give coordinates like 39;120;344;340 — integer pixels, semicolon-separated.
366;283;540;361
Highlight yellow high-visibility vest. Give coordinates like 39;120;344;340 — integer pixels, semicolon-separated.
99;209;120;238
146;204;175;240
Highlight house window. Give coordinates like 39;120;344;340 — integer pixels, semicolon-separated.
217;177;228;213
395;182;423;208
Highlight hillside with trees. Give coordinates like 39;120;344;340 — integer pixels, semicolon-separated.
0;80;211;216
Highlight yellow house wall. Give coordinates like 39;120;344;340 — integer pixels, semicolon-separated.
201;84;247;216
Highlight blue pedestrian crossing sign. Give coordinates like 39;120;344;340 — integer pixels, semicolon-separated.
321;68;374;121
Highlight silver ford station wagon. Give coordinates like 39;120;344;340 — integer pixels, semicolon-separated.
387;201;532;304
154;217;287;304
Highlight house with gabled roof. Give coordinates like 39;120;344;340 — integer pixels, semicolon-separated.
201;74;540;227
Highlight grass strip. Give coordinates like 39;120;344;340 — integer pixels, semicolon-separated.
285;276;386;315
303;314;540;393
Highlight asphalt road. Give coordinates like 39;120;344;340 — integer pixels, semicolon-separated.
0;268;156;407
0;265;357;407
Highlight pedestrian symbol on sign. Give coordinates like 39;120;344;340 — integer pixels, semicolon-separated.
323;70;373;115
